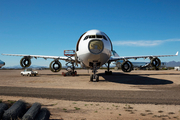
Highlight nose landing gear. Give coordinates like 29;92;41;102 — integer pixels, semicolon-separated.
90;74;99;82
90;62;99;82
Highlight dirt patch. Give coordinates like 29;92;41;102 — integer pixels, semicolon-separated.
1;96;180;120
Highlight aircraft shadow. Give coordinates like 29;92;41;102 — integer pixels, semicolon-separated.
132;73;180;76
98;72;173;85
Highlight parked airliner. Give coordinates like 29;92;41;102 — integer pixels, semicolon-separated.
2;30;178;81
0;60;5;68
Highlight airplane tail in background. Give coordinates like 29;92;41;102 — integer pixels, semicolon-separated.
112;50;120;57
0;60;5;68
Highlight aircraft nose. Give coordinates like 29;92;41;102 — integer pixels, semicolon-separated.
3;62;5;65
88;40;104;54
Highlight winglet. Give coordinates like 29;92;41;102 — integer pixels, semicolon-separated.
176;51;179;56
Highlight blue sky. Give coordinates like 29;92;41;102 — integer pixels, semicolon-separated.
0;0;180;67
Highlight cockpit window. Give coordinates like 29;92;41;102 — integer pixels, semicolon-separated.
102;36;107;40
96;35;102;38
84;36;88;40
84;35;107;40
89;35;96;38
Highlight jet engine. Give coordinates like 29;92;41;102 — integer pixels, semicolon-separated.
121;61;133;72
20;57;31;68
150;57;161;69
49;60;62;72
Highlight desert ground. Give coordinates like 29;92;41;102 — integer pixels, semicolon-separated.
0;69;180;120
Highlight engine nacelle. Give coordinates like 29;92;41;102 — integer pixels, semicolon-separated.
150;57;161;69
20;57;31;68
49;60;62;72
121;61;133;72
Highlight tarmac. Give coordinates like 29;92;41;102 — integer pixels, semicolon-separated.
0;69;180;120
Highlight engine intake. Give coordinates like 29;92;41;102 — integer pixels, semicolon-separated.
121;61;133;72
20;57;31;68
49;60;62;72
150;57;161;69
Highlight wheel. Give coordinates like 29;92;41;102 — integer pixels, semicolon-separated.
90;74;93;82
95;75;99;82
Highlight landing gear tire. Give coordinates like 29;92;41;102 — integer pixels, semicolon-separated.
95;75;99;82
90;74;93;82
90;74;99;82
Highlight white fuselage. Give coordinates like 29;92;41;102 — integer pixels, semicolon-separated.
76;30;112;68
0;65;4;68
0;60;5;68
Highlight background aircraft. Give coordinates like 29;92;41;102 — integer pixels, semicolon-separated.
0;60;5;68
2;30;178;82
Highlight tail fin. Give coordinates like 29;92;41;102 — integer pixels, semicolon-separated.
176;51;179;56
112;50;120;57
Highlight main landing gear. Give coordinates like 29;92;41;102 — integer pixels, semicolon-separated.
105;62;112;75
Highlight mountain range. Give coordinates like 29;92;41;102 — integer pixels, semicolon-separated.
165;61;180;67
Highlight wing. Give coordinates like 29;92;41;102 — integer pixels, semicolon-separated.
1;53;77;62
109;51;179;62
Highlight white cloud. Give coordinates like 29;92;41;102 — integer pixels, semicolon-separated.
112;39;180;47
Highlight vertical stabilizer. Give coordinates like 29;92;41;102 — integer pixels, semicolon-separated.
112;50;120;57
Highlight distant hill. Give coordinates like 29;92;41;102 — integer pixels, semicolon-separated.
166;61;180;67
